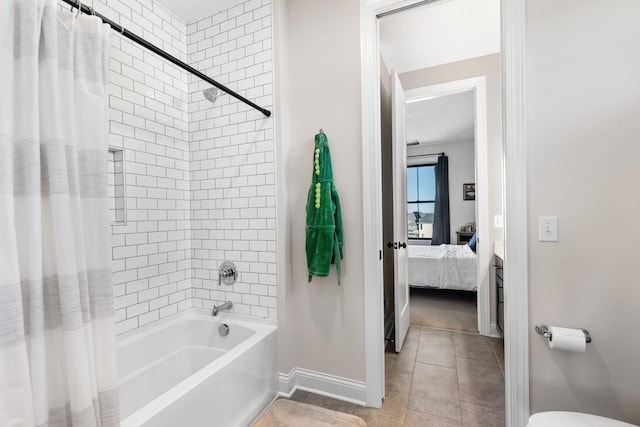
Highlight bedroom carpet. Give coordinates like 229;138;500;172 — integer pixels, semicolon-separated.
410;287;478;333
252;399;367;426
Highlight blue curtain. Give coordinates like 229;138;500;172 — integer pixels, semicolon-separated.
431;155;451;245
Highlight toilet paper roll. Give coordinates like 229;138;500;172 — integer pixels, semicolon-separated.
548;326;587;352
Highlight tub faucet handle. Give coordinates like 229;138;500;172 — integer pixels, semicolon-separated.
218;261;238;286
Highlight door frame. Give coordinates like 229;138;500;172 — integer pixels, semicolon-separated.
359;0;530;425
404;77;491;337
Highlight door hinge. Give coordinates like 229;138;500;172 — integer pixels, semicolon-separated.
379;250;382;260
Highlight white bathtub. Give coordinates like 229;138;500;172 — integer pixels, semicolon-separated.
117;309;278;427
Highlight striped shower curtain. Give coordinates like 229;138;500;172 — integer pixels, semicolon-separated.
0;1;119;425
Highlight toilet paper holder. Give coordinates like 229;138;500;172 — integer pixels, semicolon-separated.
535;324;592;343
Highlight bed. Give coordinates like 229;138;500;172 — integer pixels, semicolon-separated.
408;244;477;291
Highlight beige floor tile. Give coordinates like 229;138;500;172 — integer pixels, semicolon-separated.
378;371;413;422
452;332;498;362
385;371;412;402
406;325;421;343
491;338;505;376
416;328;456;368
461;401;505;427
386;339;418;375
408;362;461;422
405;410;462;427
456;357;505;411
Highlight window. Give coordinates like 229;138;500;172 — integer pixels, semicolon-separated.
407;164;435;239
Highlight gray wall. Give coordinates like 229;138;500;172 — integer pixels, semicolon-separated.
274;0;366;381
526;1;640;423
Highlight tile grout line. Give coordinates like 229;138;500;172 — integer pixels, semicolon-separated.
402;326;464;425
452;329;465;426
493;343;505;378
402;325;421;426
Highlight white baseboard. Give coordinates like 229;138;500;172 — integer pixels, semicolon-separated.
490;322;502;338
278;367;367;407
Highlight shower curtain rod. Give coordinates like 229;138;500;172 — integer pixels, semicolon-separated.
60;0;272;118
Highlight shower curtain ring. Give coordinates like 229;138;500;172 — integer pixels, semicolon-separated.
75;0;83;17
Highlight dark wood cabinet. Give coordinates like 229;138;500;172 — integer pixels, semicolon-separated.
495;255;504;335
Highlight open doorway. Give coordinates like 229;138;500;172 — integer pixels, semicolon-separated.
377;1;506;424
404;89;479;334
379;0;503;347
382;78;489;345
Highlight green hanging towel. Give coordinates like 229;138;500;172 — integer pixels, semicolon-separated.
306;131;344;284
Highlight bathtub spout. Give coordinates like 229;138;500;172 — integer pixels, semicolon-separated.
212;301;233;316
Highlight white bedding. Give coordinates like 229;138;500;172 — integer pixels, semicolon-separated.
408;244;477;291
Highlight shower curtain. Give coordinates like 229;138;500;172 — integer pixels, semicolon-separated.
0;1;119;426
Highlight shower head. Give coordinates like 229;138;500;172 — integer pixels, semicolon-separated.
203;87;225;103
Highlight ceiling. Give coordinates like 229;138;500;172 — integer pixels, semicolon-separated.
154;0;237;24
379;0;501;74
381;0;498;147
406;90;474;146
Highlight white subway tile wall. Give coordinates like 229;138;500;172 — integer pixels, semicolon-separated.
107;148;126;223
187;0;276;320
59;0;192;335
56;0;276;332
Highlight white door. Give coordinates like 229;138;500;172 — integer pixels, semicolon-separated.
391;70;410;352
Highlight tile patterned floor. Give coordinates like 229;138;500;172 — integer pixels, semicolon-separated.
290;325;505;426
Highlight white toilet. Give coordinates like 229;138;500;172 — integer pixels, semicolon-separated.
529;411;638;427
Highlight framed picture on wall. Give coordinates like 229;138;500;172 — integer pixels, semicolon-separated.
463;183;475;201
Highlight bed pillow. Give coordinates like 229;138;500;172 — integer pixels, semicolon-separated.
467;233;477;252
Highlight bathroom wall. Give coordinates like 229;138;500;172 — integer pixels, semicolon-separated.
526;0;640;423
274;0;366;382
186;0;277;319
56;0;193;335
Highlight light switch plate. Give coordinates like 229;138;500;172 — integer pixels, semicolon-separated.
493;214;503;228
538;216;558;242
